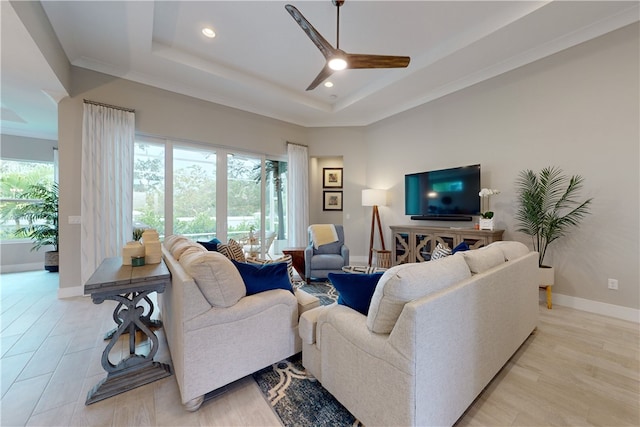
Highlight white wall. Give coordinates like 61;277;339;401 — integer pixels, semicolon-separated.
365;23;639;310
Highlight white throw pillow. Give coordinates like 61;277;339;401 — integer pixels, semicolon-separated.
179;251;246;308
459;245;505;274
487;241;530;261
430;242;452;260
367;255;471;334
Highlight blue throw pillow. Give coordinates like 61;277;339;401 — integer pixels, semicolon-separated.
452;241;470;254
198;237;221;251
232;260;293;295
328;272;384;315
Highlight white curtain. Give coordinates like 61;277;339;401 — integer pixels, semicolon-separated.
287;143;309;247
81;102;135;285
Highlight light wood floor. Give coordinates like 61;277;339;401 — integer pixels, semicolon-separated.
1;271;638;427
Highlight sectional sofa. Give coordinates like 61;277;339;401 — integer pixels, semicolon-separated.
299;241;539;426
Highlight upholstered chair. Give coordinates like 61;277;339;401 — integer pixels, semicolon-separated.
304;224;349;282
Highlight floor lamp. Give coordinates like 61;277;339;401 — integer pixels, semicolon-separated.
362;189;387;266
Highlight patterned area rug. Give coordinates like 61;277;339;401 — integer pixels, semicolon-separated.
253;281;362;427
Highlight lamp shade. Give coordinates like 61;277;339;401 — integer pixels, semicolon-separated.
362;189;387;207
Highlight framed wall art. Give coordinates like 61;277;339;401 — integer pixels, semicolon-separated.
323;167;343;188
323;191;343;211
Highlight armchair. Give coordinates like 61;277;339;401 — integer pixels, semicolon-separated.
304;224;349;282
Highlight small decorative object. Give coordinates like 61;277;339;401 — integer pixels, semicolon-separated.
122;241;145;265
132;227;144;242
323;167;343;188
142;228;162;264
323;191;343;211
131;256;145;267
478;188;500;229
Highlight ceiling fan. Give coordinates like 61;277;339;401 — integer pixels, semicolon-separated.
285;1;410;91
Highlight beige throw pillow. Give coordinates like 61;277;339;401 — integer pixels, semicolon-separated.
179;251;246;308
367;255;471;334
459;245;505;274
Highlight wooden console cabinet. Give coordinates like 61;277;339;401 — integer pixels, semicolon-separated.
390;225;504;265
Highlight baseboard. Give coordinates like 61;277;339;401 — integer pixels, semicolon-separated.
545;291;640;323
0;263;43;273
58;285;85;299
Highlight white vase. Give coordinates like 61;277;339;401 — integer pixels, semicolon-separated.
479;218;494;230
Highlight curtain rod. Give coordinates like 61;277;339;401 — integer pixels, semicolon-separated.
286;141;308;148
83;99;135;113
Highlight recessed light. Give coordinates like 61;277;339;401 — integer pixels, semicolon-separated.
324;81;334;88
202;27;216;38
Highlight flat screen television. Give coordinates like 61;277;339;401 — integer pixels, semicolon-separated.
405;164;481;221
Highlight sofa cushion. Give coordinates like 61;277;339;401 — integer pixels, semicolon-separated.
232;260;293;295
367;255;471;334
246;255;294;284
164;234;189;252
171;240;204;261
460;245;505;274
217;239;246;262
487;241;530;261
198;237;221;251
452;241;470;254
430;242;452;260
329;272;384;315
179;251;246;307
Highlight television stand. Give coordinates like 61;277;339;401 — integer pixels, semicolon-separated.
390;225;503;265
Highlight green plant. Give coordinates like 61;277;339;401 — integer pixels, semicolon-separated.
515;166;592;267
132;227;145;241
14;182;59;251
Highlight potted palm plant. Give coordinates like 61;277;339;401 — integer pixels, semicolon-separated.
14;182;59;272
515;166;592;285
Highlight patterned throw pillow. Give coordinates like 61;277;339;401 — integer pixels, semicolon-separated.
341;265;387;274
430;242;452;260
246;255;294;284
217;239;246;262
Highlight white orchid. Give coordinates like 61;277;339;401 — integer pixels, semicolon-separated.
479;188;500;218
479;188;500;197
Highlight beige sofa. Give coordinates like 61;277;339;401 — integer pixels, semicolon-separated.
299;241;539;426
159;235;319;411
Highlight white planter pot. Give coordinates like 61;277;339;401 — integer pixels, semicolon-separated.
479;218;494;230
539;265;555;286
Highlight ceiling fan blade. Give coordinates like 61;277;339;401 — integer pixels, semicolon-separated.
346;54;411;69
285;4;337;60
306;64;335;91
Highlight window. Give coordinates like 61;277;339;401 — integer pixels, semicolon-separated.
133;137;288;253
173;146;216;241
0;159;55;241
133;142;165;236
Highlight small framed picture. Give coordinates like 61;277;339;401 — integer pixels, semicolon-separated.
323;168;343;188
323;191;343;211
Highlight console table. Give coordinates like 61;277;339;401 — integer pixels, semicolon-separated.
84;257;172;405
390;225;504;265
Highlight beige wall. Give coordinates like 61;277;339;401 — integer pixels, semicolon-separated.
365;23;639;310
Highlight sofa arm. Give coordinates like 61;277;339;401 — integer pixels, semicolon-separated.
295;289;320;316
299;304;332;345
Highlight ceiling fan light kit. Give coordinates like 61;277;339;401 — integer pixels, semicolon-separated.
285;1;410;90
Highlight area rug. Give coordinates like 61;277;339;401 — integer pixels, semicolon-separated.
294;280;339;306
253;281;362;427
253;353;362;427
